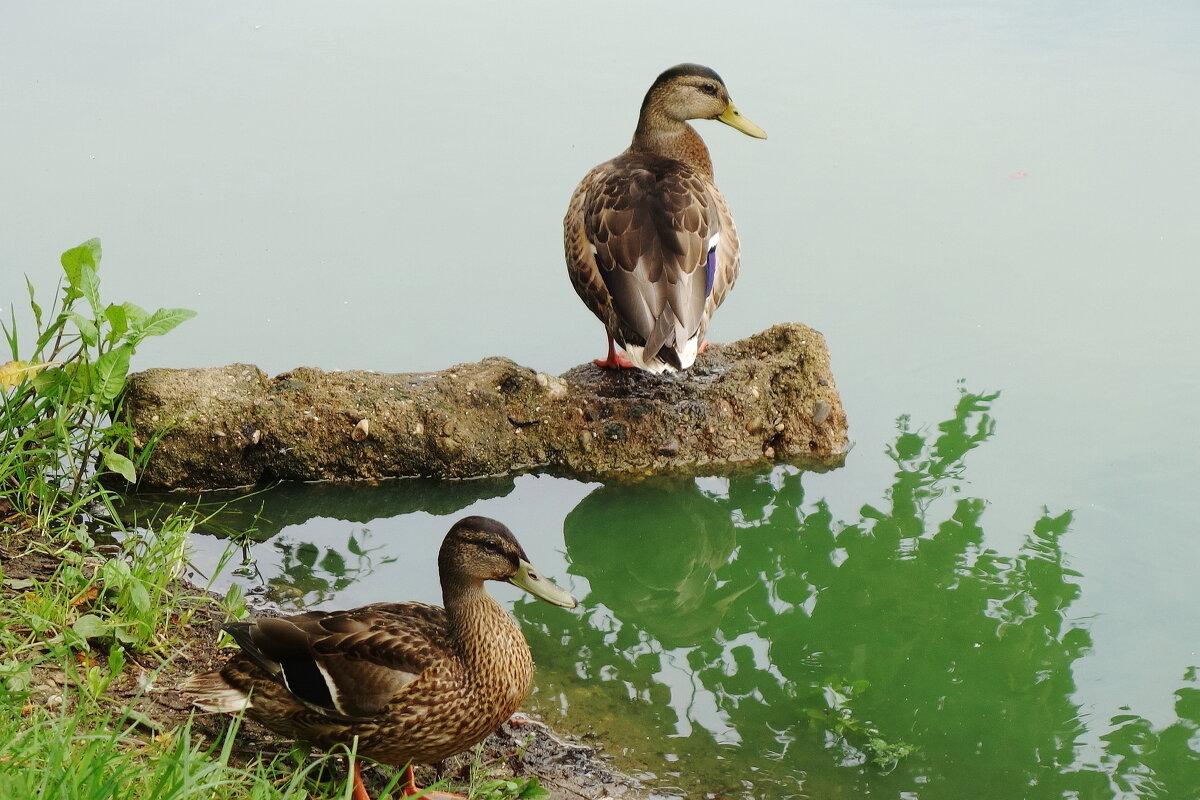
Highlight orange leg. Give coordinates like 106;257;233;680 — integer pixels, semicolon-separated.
593;334;636;369
398;763;467;799
351;760;371;800
401;764;419;797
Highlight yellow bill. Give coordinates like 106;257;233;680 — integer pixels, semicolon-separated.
511;559;578;609
717;103;767;139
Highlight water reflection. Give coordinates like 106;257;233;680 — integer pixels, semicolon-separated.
564;482;747;649
516;389;1199;799
257;527;397;609
131;475;518;541
168;389;1197;798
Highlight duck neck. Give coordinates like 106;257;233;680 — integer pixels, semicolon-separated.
442;578;531;682
631;117;714;178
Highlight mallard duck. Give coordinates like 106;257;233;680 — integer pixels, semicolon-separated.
564;63;766;373
183;516;577;800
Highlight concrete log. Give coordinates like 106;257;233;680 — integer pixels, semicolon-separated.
123;323;848;490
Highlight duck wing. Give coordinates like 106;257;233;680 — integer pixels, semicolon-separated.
223;601;451;720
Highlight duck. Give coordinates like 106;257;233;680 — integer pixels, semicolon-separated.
182;516;578;800
564;63;766;373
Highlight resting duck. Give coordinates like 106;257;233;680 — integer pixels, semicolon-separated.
564;63;766;373
183;516;577;800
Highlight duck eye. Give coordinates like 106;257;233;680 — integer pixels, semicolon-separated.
700;83;719;96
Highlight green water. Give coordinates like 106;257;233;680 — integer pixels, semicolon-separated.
177;390;1199;799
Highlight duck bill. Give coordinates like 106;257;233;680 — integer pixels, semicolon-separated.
717;103;767;139
511;560;578;609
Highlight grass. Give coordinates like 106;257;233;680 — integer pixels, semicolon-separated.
0;240;549;799
0;524;348;800
0;703;364;800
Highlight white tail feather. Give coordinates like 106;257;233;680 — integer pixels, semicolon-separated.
180;673;252;713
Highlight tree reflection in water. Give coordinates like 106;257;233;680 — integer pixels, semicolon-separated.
516;389;1199;799
261;528;397;609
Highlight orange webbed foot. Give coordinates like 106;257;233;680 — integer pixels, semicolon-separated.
397;763;467;799
593;352;637;369
594;334;636;369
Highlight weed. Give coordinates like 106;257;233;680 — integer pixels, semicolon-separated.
1;238;195;530
465;743;551;800
470;775;550;800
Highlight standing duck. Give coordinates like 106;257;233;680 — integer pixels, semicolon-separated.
182;516;577;800
564;63;766;373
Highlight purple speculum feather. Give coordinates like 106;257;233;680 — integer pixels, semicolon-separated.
705;246;717;298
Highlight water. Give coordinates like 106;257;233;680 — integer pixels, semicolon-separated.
4;2;1199;797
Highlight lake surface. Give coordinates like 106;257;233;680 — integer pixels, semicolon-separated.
3;2;1198;797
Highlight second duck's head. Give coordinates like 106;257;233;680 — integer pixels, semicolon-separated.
439;516;577;608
